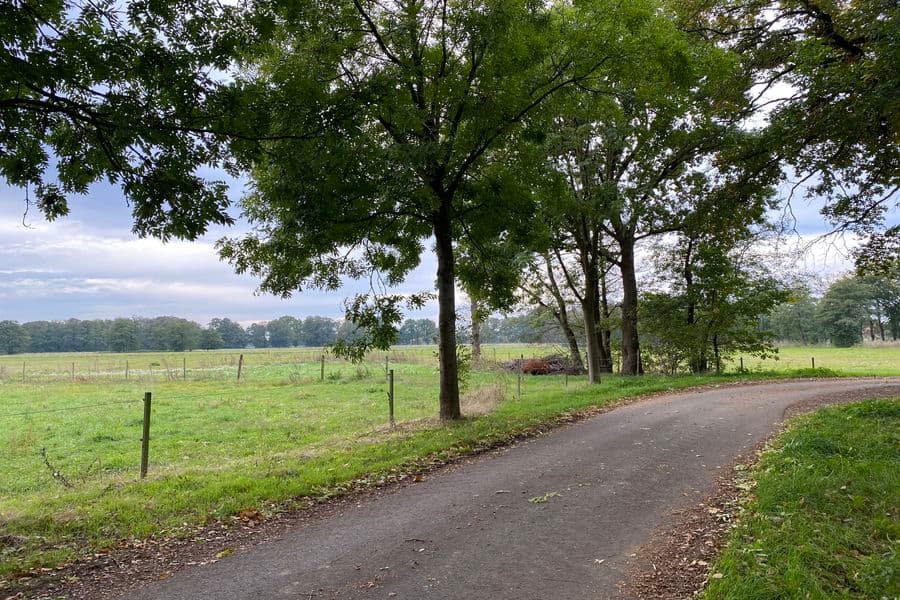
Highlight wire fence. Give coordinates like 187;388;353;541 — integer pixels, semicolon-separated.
0;346;577;504
0;360;534;500
0;344;567;385
0;347;453;385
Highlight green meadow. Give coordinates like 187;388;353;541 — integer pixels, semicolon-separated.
1;344;897;583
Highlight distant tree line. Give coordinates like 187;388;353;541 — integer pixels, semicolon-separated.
0;313;570;355
768;272;900;348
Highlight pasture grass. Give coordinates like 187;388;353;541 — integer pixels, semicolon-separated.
0;343;898;582
738;344;900;376
703;398;900;599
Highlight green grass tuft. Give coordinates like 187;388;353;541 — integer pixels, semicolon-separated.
703;398;900;600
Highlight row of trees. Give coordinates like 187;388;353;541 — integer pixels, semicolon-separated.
770;272;900;347
3;0;896;418
0;314;573;355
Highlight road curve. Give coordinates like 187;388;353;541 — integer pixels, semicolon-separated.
118;379;900;600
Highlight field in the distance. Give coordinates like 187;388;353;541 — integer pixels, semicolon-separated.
1;344;898;582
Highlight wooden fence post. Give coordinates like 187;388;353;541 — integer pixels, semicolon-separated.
388;369;395;426
71;362;75;381
125;360;129;380
320;354;325;381
739;357;744;372
140;392;152;479
811;357;815;369
236;354;244;381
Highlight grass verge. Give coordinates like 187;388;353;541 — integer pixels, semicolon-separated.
703;398;900;599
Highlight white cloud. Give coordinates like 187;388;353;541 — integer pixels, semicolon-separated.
0;192;440;323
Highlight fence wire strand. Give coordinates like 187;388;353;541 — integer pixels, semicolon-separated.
0;399;138;419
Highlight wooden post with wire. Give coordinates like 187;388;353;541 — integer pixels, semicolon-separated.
71;362;75;381
183;357;187;380
140;392;152;479
388;369;395;426
518;354;524;399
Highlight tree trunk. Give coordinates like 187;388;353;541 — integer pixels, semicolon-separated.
684;237;705;373
599;260;613;373
577;237;604;383
470;297;482;363
434;207;461;420
581;293;603;384
543;255;584;372
869;319;876;341
875;307;886;341
619;237;641;375
713;333;720;374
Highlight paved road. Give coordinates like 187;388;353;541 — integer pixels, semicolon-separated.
120;379;900;600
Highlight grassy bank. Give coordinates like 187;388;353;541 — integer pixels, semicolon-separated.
704;398;900;599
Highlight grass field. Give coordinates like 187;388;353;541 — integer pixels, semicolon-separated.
737;345;900;376
1;343;898;584
703;399;900;599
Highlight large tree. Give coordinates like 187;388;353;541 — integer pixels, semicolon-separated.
266;315;301;348
816;277;873;347
0;320;30;354
208;317;248;348
218;0;670;418
539;11;780;376
107;318;141;353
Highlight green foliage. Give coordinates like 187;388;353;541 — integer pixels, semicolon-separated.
0;0;239;239
0;321;30;354
246;322;269;349
816;277;873;347
215;0;690;413
769;290;824;345
299;316;339;348
687;0;900;269
207;318;248;348
198;328;225;351
266;316;301;348
704;399;900;599
331;293;432;362
642;236;787;374
148;317;202;352
397;319;438;345
106;318;140;353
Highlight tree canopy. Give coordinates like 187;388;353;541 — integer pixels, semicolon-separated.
0;0;241;238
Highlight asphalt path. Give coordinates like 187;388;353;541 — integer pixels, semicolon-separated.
119;379;900;600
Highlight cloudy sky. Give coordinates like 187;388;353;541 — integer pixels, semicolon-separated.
0;180;439;325
0;175;892;326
